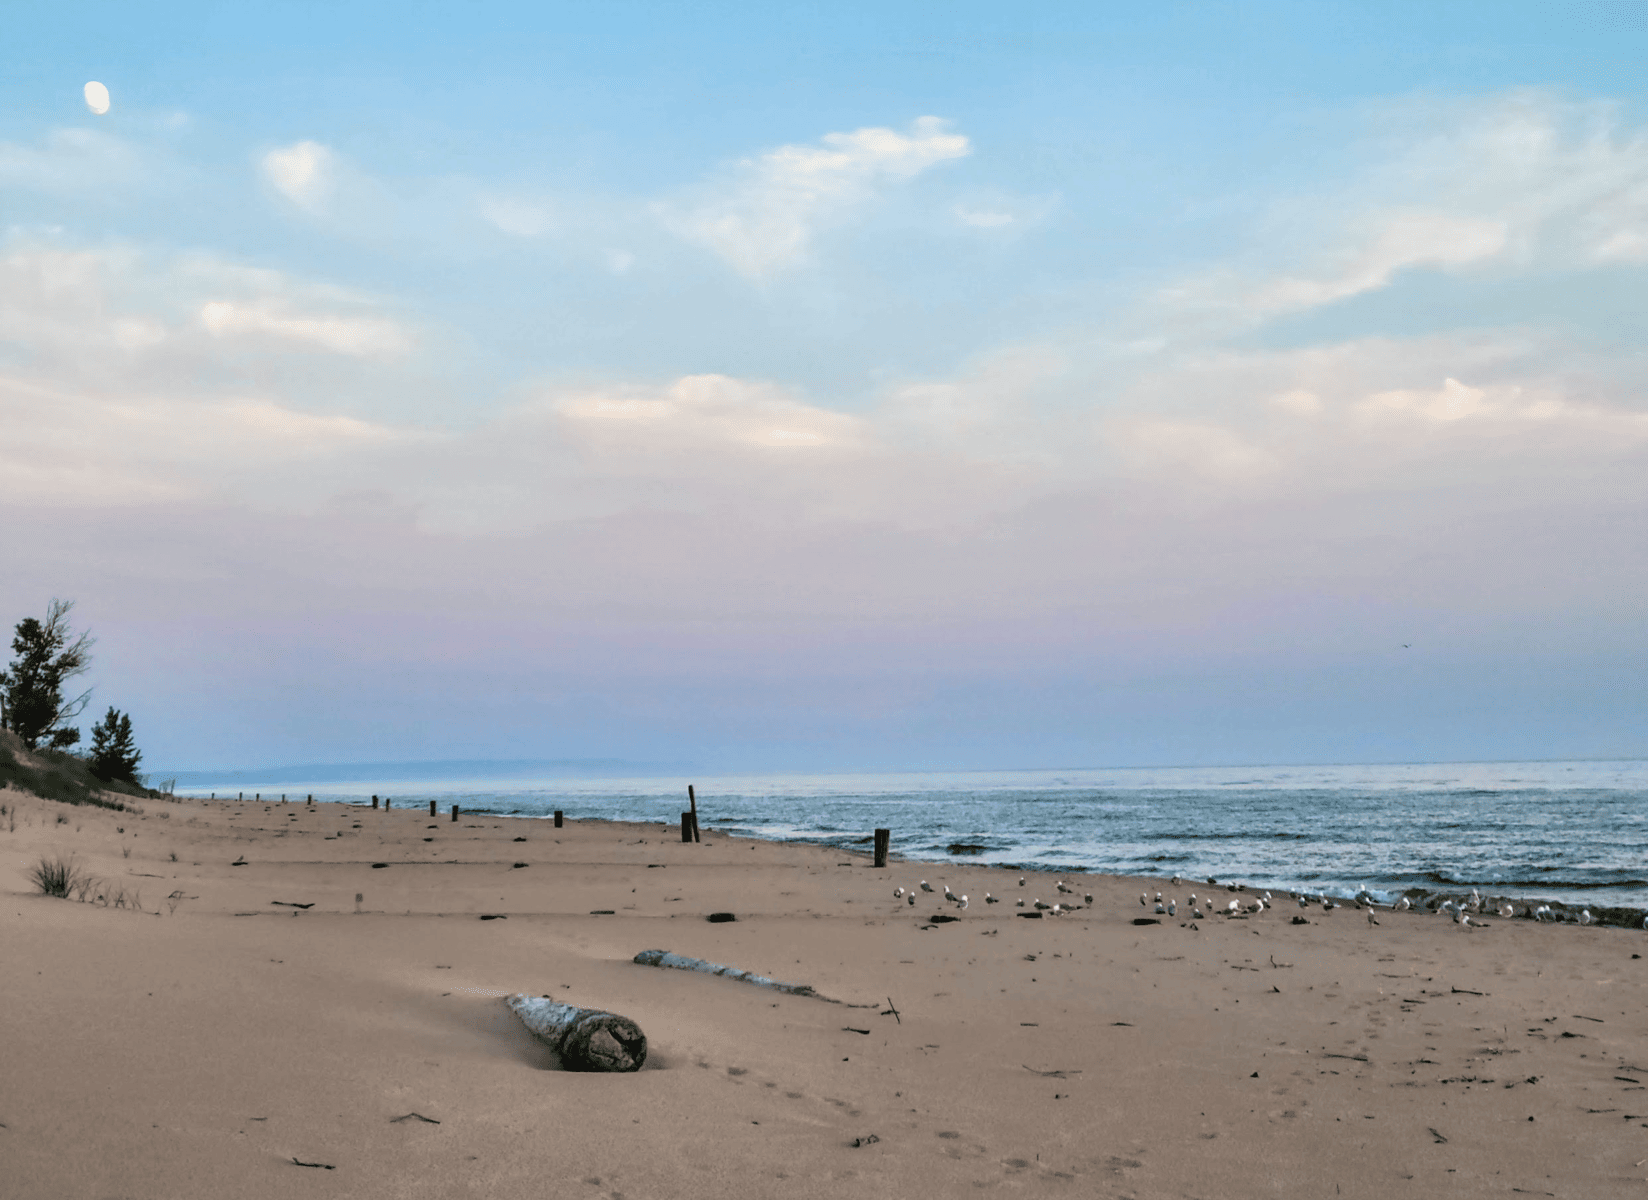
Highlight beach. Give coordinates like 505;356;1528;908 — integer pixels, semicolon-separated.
4;789;1646;1199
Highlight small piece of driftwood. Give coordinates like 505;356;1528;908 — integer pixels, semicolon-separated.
505;995;648;1072
633;949;839;1002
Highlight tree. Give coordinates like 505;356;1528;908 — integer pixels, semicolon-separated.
88;707;142;784
0;599;95;750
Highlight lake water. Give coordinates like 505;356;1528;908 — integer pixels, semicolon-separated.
176;758;1648;910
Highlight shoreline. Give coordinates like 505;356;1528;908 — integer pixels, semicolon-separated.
178;790;1648;931
6;788;1648;1198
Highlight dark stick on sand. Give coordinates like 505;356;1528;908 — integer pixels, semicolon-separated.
688;784;701;843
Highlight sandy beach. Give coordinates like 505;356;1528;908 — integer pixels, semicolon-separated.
3;787;1646;1199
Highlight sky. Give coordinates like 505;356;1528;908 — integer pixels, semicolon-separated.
3;1;1647;774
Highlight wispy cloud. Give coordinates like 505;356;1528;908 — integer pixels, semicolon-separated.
665;116;971;276
261;140;337;212
199;298;411;358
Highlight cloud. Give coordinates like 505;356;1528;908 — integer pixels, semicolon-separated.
261;140;336;211
0;127;144;193
955;208;1015;228
200;299;411;358
478;195;555;238
666;116;971;276
1164;92;1648;325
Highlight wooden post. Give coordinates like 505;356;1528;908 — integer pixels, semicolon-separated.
354;893;362;913
372;796;379;809
688;784;701;843
282;794;286;803
452;804;460;821
429;800;437;816
238;792;243;800
554;810;563;828
255;793;260;801
873;828;890;868
385;798;392;811
505;995;647;1072
681;812;693;842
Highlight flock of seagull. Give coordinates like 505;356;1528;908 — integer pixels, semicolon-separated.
890;873;1636;929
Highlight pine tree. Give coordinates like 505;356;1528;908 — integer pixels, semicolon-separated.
88;707;143;784
0;599;94;750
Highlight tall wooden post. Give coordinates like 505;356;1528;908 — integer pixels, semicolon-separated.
554;810;564;828
429;800;437;816
687;785;701;843
452;804;459;821
873;828;890;868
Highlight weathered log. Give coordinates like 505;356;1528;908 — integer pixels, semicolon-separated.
632;948;837;1002
505;995;648;1072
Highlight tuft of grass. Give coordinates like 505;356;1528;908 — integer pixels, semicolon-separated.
55;813;68;825
121;844;132;859
29;856;85;898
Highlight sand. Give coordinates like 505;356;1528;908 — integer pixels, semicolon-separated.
2;787;1646;1199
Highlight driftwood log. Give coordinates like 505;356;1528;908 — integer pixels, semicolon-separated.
632;949;836;1001
505;995;648;1072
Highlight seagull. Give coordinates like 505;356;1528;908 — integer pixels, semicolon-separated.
1050;903;1063;916
920;880;934;893
957;895;969;910
1192;909;1205;920
1366;909;1379;926
1034;898;1051;911
1154;902;1166;914
1016;898;1025;907
1321;898;1333;912
1227;900;1239;914
1084;893;1093;905
894;887;905;898
1056;881;1073;895
1139;893;1148;907
1168;900;1177;916
1499;904;1514;919
1154;891;1163;902
1579;909;1595;926
984;893;999;904
1394;897;1411;911
1018;877;1026;887
943;885;959;903
1171;876;1182;887
907;893;916;905
1298;895;1309;909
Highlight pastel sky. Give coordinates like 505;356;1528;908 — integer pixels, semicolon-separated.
4;1;1647;773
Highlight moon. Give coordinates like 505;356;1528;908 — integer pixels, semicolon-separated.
84;81;110;115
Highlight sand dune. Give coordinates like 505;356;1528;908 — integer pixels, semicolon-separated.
3;788;1646;1198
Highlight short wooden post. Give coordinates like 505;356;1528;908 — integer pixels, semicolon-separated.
385;798;392;810
873;828;890;868
554;810;563;828
372;796;379;809
281;794;286;803
255;793;260;801
688;785;701;843
308;794;313;805
681;812;693;843
238;792;243;800
355;892;363;913
452;804;459;821
429;800;437;816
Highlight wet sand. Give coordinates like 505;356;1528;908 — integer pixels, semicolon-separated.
3;788;1647;1198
